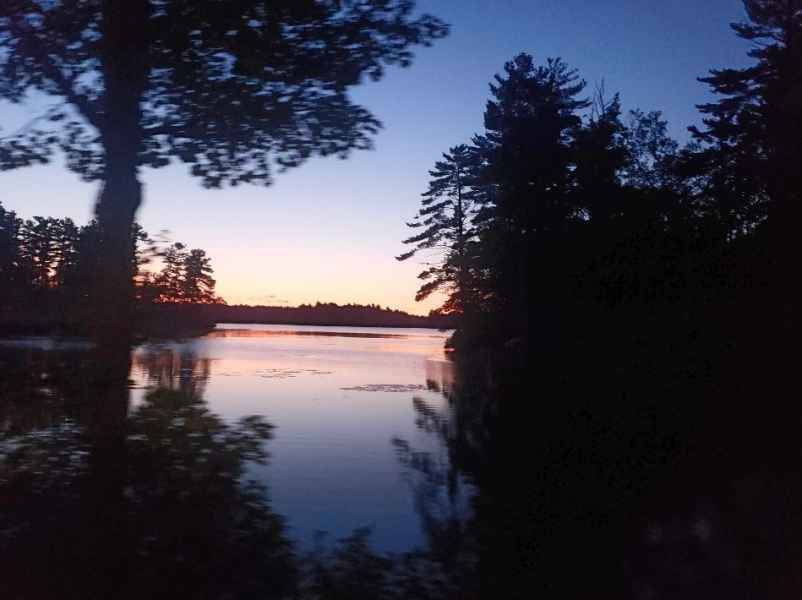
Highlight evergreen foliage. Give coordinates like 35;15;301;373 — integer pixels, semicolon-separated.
402;0;799;352
0;202;223;320
397;144;482;313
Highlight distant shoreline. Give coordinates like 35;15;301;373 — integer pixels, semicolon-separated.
213;320;452;331
187;303;457;331
0;302;456;339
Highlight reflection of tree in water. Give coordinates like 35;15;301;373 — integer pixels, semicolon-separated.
132;345;212;396
285;356;483;600
411;346;802;599
392;398;478;579
1;346;483;599
1;348;295;599
6;345;799;599
0;346;95;435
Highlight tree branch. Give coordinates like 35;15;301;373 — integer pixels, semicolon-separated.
6;14;103;132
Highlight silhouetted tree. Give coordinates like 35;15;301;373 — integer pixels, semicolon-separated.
155;242;188;302
181;248;219;304
684;0;802;368
18;216;57;291
398;145;482;314
470;54;589;342
622;109;681;191
151;241;221;304
690;0;802;239
0;201;24;305
0;204;221;334
0;1;448;345
571;91;629;225
52;218;80;289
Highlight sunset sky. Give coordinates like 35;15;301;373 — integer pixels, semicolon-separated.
0;0;749;314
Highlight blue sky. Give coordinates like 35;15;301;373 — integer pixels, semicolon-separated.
0;0;751;313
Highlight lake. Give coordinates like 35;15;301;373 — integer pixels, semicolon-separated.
132;324;462;551
0;324;467;556
5;321;787;598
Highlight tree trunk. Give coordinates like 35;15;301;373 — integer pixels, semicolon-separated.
92;0;148;366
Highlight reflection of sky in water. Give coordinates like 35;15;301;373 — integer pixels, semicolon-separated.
130;324;462;552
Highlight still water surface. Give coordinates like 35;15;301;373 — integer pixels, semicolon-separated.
3;323;461;553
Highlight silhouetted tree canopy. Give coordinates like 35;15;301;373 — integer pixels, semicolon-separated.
398;144;482;313
0;1;448;185
404;12;796;349
689;0;802;237
0;201;223;335
0;0;448;345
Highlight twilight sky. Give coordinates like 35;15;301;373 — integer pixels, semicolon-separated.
0;0;751;314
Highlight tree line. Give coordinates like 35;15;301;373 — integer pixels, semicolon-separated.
0;203;223;331
197;301;456;329
400;0;800;357
396;4;802;595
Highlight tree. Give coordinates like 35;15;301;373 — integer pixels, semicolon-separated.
470;54;589;339
15;216;80;294
622;109;680;191
0;1;448;344
398;144;481;314
690;0;802;237
51;218;80;289
571;91;629;225
0;201;24;305
181;248;219;304
152;242;220;304
156;242;188;303
687;0;802;351
19;216;58;291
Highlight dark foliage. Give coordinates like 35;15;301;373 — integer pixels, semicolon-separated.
397;144;483;314
0;0;448;346
0;203;222;335
192;301;457;329
396;2;801;596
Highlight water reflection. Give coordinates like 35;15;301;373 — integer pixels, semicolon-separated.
125;327;455;552
207;328;413;339
0;328;476;598
132;346;212;395
1;345;296;599
12;326;789;598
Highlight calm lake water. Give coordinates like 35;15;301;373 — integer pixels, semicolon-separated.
1;323;464;554
132;324;460;551
6;323;789;597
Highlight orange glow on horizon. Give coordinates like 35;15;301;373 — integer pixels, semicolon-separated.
209;245;445;316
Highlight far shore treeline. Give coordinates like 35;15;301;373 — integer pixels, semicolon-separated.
0;203;454;335
191;302;456;330
0;204;224;335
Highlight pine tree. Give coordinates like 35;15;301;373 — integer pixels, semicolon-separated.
156;242;188;303
181;249;218;304
690;0;802;236
688;0;802;350
622;110;680;191
52;218;81;289
471;54;589;339
19;217;60;291
571;92;629;225
397;144;481;314
0;202;24;305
